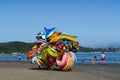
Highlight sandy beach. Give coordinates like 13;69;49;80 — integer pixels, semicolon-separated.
0;61;120;80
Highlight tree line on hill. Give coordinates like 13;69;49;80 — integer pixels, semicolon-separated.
79;46;117;52
0;41;119;54
0;41;34;54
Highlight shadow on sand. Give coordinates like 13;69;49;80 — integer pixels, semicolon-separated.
29;66;72;72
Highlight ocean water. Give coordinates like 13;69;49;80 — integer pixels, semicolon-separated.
0;54;27;61
0;52;120;64
76;52;120;64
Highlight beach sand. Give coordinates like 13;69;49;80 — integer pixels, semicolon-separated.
0;61;120;80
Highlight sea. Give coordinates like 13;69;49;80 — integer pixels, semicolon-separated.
0;52;120;64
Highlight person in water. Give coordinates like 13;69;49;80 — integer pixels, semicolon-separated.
92;56;97;64
18;54;21;61
101;51;106;64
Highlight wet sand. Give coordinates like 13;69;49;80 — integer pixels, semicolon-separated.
0;61;120;80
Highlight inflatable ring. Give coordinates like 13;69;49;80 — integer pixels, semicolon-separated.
41;49;48;62
46;54;54;64
31;56;37;64
56;52;68;67
36;58;44;66
69;52;77;64
47;47;58;57
61;54;74;71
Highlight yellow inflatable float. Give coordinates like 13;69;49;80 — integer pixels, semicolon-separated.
50;35;78;43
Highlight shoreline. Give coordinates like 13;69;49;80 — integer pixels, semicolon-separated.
0;61;120;80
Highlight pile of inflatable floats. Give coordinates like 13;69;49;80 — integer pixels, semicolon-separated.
27;27;80;71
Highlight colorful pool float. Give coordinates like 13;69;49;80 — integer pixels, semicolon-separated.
27;27;80;71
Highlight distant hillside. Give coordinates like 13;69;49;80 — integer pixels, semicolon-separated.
107;42;120;48
0;41;119;54
95;42;120;48
0;41;34;54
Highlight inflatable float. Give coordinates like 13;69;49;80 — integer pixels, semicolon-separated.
56;52;68;67
27;27;80;71
50;35;78;43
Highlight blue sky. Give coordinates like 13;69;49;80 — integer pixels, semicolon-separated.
0;0;120;47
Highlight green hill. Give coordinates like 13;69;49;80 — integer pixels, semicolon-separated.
0;41;118;54
0;41;34;54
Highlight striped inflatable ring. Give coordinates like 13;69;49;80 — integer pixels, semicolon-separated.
36;58;44;66
61;53;74;71
69;52;77;64
56;52;68;67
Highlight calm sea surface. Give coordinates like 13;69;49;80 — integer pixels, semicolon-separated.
76;52;120;64
0;52;120;64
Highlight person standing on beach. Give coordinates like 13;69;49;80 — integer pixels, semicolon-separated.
101;51;106;64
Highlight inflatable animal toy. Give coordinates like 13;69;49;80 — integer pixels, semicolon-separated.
27;27;80;71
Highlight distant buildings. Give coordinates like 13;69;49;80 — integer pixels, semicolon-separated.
116;48;120;52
